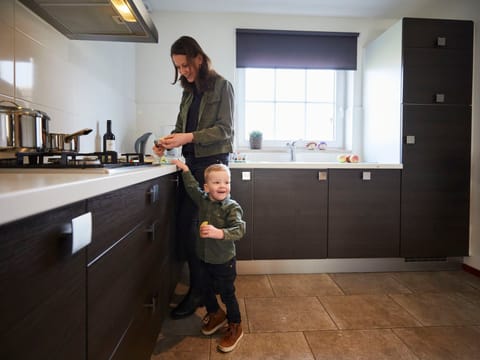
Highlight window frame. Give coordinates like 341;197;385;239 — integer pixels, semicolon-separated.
236;68;346;149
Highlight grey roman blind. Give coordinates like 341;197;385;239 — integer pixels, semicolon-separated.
236;29;359;70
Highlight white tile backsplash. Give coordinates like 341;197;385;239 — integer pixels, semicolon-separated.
0;1;137;153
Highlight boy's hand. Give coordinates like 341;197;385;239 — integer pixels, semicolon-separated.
199;222;224;239
171;159;189;172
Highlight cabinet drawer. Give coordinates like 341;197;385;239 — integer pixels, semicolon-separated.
403;48;472;105
88;221;153;360
0;202;87;360
87;178;163;263
402;18;473;50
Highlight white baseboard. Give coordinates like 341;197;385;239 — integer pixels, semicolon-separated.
237;257;463;275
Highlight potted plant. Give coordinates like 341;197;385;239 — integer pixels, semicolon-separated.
249;130;263;149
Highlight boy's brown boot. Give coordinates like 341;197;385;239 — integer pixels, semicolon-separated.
201;308;227;336
217;322;243;353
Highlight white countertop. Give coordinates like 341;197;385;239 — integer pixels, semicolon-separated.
0;165;177;226
0;161;402;226
229;161;403;169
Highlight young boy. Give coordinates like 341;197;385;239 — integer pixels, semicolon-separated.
171;159;246;353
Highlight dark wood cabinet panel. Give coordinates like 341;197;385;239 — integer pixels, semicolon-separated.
402;18;473;50
399;17;473;259
230;169;254;260
403;48;472;105
401;105;471;257
88;174;179;360
253;169;328;259
0;202;87;360
87;221;149;360
328;169;401;258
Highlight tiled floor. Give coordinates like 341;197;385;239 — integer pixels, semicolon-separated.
151;270;480;359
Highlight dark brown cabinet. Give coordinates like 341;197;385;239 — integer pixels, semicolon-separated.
252;169;328;259
0;172;179;360
328;169;401;258
0;201;88;360
230;169;254;260
87;174;179;360
401;18;473;258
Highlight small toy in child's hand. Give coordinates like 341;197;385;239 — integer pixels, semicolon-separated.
200;221;208;226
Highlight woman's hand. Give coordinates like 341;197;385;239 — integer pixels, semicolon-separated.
152;143;165;157
159;133;193;149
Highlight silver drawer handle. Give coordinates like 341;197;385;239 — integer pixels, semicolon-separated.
62;212;92;255
362;171;371;181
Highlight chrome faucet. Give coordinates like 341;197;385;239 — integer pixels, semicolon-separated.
286;140;300;161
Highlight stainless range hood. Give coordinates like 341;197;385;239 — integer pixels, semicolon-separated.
18;0;158;43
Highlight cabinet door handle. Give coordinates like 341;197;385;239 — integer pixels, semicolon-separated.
437;36;446;47
435;93;445;103
405;135;415;145
145;220;158;241
362;171;371;181
147;184;160;203
144;294;158;314
318;171;327;181
62;212;92;255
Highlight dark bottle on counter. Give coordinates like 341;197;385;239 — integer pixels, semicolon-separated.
103;120;116;152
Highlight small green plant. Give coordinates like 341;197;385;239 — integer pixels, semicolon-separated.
249;130;263;138
249;130;263;149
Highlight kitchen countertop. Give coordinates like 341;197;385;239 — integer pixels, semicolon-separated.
0;161;402;226
0;165;177;226
229;161;403;169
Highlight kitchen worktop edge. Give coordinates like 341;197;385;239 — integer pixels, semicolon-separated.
0;165;178;226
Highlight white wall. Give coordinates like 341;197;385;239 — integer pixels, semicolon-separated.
0;0;137;154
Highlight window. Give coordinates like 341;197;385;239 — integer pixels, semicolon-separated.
237;68;346;148
235;29;358;149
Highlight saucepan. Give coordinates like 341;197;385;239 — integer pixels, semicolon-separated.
49;128;93;152
0;100;50;152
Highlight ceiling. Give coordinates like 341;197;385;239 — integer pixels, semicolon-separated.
144;0;437;18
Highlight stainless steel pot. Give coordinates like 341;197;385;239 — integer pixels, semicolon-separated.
49;128;92;152
0;100;50;152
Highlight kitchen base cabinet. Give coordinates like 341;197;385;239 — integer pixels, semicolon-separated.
230;169;254;260
87;174;179;360
253;169;328;259
328;169;401;258
0;201;88;360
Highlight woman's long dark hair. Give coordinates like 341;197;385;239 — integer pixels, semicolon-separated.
170;36;216;93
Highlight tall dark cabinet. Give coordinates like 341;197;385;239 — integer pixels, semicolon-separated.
400;18;473;258
364;17;473;258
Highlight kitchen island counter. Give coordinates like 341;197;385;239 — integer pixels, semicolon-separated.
0;165;177;226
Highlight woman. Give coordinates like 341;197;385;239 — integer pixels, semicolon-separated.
153;36;234;319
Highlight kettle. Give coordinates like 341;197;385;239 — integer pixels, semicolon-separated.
134;132;152;154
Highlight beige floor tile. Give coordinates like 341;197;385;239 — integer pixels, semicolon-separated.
151;334;211;360
235;275;274;298
209;332;315;360
449;269;480;290
393;326;480;360
246;296;337;332
390;271;478;293
390;292;480;326
330;272;413;295
305;329;418;360
268;273;344;296
320;294;421;329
